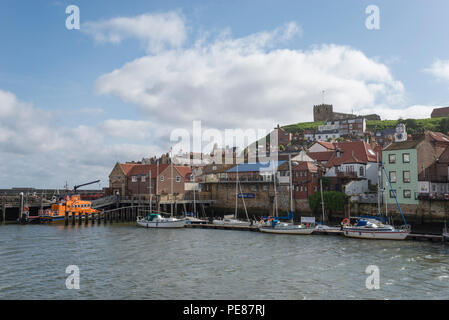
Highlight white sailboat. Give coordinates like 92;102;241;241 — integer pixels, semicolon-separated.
343;154;410;240
314;178;341;232
137;213;186;228
213;164;251;226
443;221;449;242
259;156;314;235
185;184;207;224
136;154;186;228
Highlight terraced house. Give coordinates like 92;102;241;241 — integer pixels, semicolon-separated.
382;131;449;210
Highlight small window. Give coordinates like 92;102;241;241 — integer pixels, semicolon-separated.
390;190;397;198
359;166;365;176
403;171;410;183
389;171;397;183
160;176;164;182
403;190;411;198
389;154;396;164
131;176;137;182
176;176;181;183
141;176;146;182
403;153;410;163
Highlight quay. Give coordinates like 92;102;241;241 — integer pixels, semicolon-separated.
185;223;444;242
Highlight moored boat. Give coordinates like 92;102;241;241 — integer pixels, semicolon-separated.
443;221;449;242
39;194;99;223
137;213;186;228
213;216;251;226
259;219;314;235
343;218;409;240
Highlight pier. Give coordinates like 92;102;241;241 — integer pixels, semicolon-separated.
185;223;445;242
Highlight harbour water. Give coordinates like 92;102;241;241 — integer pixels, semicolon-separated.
1;224;449;300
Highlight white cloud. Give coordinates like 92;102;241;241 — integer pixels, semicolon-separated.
83;11;187;54
358;104;438;120
0;90;163;188
95;24;406;132
424;59;449;82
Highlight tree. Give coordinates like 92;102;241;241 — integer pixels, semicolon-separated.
309;191;345;214
439;117;449;135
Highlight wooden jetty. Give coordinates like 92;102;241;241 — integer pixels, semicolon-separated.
185;223;259;232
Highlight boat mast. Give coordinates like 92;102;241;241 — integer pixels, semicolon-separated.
288;154;294;223
237;174;249;221
170;150;173;218
377;152;381;215
320;178;325;224
273;168;278;217
193;174;197;218
381;160;407;226
149;170;152;214
235;164;238;219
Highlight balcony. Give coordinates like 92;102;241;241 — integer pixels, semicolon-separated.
335;170;358;179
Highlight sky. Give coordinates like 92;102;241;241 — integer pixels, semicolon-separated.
0;0;449;189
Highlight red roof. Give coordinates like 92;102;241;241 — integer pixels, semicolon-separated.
427;131;449;143
306;151;334;162
292;161;318;172
128;164;169;178
326;141;378;167
175;166;192;179
120;163;136;175
316;141;337;150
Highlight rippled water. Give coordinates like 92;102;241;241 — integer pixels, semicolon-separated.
1;224;449;299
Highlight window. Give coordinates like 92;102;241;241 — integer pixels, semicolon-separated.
176;176;181;183
389;171;397;183
403;153;410;163
359;166;365;176
160;175;164;182
131;176;137;182
141;176;146;182
403;171;410;183
389;154;396;164
390;190;397;198
403;190;411;198
304;171;308;177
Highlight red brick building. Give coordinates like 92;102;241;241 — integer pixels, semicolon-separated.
127;164;169;195
158;165;192;195
291;161;320;199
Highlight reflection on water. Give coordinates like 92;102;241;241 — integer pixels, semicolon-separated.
0;224;449;299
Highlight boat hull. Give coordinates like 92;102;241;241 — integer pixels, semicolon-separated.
259;226;314;235
343;228;409;240
443;232;449;242
137;219;186;228
212;219;251;226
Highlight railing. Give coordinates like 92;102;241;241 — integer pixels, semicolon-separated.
336;170;358;179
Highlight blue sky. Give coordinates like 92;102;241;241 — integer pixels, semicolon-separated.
0;0;449;188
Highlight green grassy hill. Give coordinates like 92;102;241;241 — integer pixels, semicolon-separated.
283;117;449;135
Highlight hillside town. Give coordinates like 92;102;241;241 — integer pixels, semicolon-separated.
106;104;449;226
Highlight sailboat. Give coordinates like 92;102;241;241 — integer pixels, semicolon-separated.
136;156;186;228
184;183;207;224
443;221;449;242
314;179;341;232
213;163;251;226
259;156;314;235
343;155;410;240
